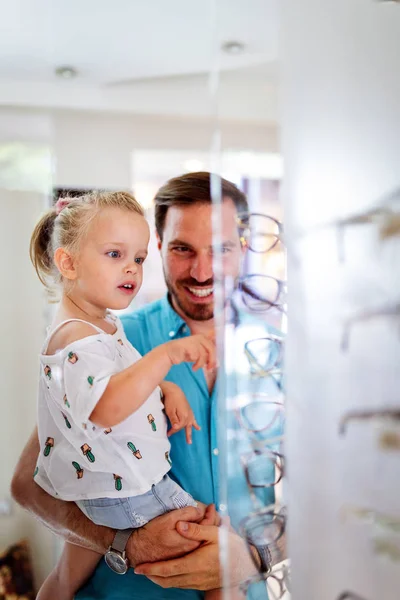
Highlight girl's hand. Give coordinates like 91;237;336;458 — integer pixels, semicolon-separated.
161;382;200;444
165;334;216;371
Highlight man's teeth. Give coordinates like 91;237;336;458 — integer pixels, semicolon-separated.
188;287;213;297
122;284;133;289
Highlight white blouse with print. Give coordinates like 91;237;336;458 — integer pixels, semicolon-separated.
35;314;171;500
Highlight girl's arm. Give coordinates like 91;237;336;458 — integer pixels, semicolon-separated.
91;334;215;427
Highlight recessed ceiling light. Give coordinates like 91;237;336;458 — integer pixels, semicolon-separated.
55;66;78;79
221;41;245;55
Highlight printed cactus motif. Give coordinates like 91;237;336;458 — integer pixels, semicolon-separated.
72;461;84;479
44;365;52;380
62;412;71;429
104;427;112;434
63;394;70;408
44;437;54;457
81;443;95;463
127;441;142;459
114;474;122;491
68;351;78;364
147;414;157;432
33;466;38;477
117;339;124;346
165;451;172;467
87;376;94;386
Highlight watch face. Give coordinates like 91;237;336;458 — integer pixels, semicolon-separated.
105;551;128;575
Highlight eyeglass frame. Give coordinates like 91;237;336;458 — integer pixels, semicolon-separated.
237;274;287;314
239;504;286;576
240;448;285;509
339;408;400;436
244;334;284;377
235;395;285;438
236;212;284;254
337;593;369;600
341;303;400;352
239;563;290;599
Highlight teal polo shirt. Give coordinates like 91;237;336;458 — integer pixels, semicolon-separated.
76;295;278;600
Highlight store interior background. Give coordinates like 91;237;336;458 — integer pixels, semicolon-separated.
0;0;283;588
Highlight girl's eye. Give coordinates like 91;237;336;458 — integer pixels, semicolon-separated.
135;257;145;265
107;251;121;259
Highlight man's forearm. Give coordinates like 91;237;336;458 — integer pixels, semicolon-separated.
11;428;113;553
12;428;204;568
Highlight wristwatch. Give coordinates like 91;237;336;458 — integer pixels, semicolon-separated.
104;529;134;575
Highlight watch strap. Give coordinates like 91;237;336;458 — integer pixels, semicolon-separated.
111;528;134;554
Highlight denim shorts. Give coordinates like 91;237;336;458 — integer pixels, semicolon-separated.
76;474;197;529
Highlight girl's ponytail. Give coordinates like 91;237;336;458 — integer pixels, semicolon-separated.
29;209;57;289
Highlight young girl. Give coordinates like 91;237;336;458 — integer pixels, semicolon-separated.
30;191;222;599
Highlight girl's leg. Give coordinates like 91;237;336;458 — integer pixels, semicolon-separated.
36;541;101;600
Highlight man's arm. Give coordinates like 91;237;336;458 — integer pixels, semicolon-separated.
11;428;205;565
11;428;114;553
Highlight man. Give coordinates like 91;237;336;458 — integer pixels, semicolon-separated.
11;172;276;599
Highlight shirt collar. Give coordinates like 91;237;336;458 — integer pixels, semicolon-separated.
159;294;189;339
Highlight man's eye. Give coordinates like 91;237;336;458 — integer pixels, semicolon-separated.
107;251;121;259
213;245;231;255
173;246;190;253
135;257;145;264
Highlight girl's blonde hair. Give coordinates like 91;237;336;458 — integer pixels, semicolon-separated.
30;190;144;296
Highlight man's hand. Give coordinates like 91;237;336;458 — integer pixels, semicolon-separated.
161;381;200;444
134;520;257;590
126;505;206;567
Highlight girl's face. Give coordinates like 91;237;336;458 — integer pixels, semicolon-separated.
71;207;150;311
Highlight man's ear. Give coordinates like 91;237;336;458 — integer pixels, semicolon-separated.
155;231;162;252
54;247;77;281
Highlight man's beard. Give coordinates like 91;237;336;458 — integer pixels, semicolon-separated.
164;271;214;322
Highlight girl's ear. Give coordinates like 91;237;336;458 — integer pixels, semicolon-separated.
54;247;77;281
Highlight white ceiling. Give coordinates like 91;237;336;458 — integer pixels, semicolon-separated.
0;0;280;121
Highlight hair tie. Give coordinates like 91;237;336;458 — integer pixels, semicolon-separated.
55;197;71;215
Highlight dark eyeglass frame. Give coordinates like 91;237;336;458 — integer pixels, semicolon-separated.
237;274;287;313
236;212;284;254
241;448;285;498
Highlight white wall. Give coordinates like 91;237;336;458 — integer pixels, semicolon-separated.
52;109;279;189
283;1;400;598
0;189;55;588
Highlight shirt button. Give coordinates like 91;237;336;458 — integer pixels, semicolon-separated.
213;448;219;456
219;503;227;513
182;326;188;333
169;331;175;337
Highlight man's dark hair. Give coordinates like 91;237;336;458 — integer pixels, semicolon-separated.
154;171;249;240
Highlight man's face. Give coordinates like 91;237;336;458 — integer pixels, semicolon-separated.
158;197;242;321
